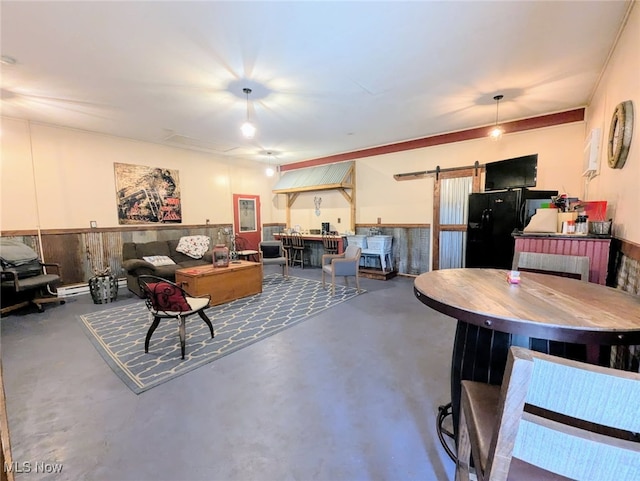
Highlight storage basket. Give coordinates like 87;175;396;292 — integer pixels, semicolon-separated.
589;221;611;235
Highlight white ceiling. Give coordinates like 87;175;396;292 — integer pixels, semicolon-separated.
0;1;631;166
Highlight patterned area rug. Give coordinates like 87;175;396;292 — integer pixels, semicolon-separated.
79;274;362;394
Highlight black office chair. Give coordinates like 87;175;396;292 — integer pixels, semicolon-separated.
0;239;65;314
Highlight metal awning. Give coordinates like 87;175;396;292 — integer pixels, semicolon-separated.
272;161;354;194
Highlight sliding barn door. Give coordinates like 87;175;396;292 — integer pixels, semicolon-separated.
433;168;482;270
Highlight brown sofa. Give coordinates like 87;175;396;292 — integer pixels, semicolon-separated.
122;239;213;297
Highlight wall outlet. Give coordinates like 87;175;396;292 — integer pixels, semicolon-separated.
377;217;381;224
90;221;97;228
337;217;341;223
206;219;210;225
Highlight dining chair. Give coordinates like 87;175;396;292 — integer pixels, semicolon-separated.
321;245;362;296
512;251;590;281
456;346;640;481
259;240;288;278
322;232;340;255
138;275;214;360
234;234;260;262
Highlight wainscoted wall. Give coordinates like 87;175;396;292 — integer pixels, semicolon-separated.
263;223;431;276
610;239;640;373
355;224;430;276
1;224;232;286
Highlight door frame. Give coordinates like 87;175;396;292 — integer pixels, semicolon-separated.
232;194;261;251
432;167;483;270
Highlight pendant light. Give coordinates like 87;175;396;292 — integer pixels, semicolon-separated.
265;151;275;177
489;94;504;141
241;87;256;139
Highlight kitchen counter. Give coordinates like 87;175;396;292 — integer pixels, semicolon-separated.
273;233;346;267
512;231;612;284
512;230;612;240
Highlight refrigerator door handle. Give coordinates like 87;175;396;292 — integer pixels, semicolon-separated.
481;208;493;229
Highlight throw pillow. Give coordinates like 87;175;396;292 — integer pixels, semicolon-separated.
142;255;176;267
144;282;190;311
176;235;211;259
261;245;281;259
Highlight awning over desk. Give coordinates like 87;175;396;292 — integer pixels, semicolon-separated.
272;161;354;193
271;161;355;231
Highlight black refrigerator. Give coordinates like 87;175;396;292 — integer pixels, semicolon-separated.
465;188;557;269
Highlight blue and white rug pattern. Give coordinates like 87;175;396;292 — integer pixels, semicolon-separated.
79;274;362;393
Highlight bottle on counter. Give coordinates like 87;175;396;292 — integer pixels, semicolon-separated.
576;215;589;234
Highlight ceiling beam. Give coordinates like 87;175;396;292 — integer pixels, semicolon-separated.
281;108;584;172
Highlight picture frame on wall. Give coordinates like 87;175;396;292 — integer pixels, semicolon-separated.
114;163;182;225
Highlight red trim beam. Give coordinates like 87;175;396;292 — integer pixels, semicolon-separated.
281;109;584;172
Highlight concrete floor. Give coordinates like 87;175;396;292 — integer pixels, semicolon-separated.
1;266;457;481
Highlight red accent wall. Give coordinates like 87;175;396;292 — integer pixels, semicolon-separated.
514;237;611;285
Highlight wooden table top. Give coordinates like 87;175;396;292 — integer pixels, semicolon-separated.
414;268;640;345
175;260;260;278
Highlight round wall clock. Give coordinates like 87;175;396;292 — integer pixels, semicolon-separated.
607;100;634;169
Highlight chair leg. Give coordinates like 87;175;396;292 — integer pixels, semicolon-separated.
331;271;336;296
178;315;186;360
355;274;361;293
322;268;326;289
198;310;215;338
455;404;472;481
145;316;162;353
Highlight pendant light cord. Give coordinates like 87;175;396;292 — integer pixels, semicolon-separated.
494;94;503;126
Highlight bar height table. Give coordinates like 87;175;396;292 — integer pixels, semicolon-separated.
413;268;640;460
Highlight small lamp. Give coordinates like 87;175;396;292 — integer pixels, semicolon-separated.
489;94;504;141
265;151;275;177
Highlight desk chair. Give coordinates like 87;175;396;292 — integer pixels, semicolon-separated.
456;346;640;481
259;241;288;278
0;239;65;315
138;275;214;360
322;245;362;296
512;252;590;281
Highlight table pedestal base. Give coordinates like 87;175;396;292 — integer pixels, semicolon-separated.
439;320;591;461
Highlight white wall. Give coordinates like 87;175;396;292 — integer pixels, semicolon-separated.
583;3;639;243
0;118;273;231
282;121;585;232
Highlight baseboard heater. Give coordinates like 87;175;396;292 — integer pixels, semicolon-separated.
57;278;127;298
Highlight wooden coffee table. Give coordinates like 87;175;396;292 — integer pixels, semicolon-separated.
175;260;262;306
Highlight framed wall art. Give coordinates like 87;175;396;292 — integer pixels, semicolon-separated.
114;163;182;225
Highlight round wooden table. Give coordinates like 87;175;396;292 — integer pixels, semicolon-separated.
413;268;640;458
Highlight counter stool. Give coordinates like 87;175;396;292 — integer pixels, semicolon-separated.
290;232;308;269
322;233;339;255
281;234;294;266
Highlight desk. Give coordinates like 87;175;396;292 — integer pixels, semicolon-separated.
413;268;640;457
273;234;345;267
